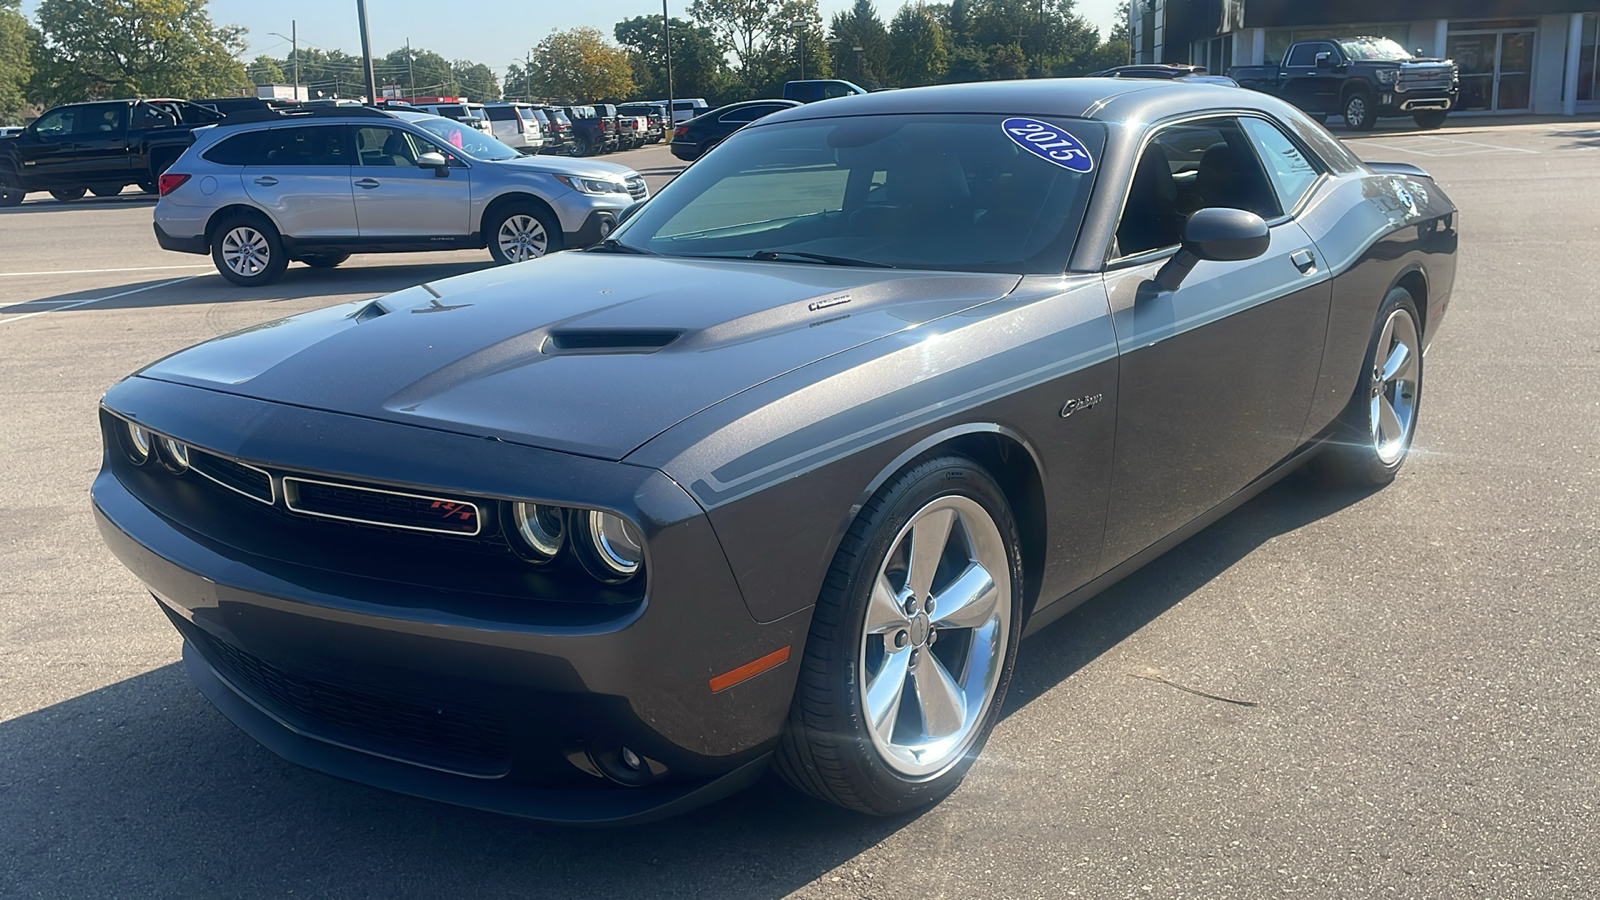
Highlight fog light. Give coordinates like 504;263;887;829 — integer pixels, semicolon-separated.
126;422;151;464
159;436;189;473
509;501;564;562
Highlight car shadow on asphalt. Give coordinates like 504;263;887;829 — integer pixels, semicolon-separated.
0;195;158;214
0;469;1373;896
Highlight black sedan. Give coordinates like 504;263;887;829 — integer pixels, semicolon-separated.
93;79;1456;824
669;99;801;161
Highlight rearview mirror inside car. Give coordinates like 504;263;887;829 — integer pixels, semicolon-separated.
1154;208;1271;291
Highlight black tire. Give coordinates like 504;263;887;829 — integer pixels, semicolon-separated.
209;212;288;287
485;202;563;264
1343;91;1376;131
773;454;1024;816
138;180;159;194
298;252;350;269
50;188;86;202
90;185;123;198
1311;286;1424;487
1413;111;1448;130
0;174;21;207
567;134;591;157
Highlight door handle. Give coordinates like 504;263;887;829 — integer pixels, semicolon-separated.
252;176;278;187
355;178;380;189
1291;249;1317;273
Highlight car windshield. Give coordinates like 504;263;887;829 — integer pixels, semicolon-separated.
612;114;1104;274
411;116;520;160
1339;37;1414;61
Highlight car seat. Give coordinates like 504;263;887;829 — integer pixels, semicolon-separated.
1116;144;1185;255
1193;142;1279;218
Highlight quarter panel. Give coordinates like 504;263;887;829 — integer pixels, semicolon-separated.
632;275;1120;623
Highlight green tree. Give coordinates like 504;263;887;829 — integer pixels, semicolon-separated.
246;55;284;86
526;27;634;102
0;0;34;123
829;0;890;88
1108;0;1131;45
686;0;772;91
613;15;736;103
888;3;949;87
763;0;831;92
963;0;1098;78
28;0;250;106
452;61;499;100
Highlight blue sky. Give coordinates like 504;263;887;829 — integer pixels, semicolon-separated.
23;0;1123;81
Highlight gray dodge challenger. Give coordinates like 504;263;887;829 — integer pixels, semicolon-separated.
93;79;1457;823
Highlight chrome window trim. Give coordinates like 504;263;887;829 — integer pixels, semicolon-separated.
281;476;484;536
188;448;276;506
1101;110;1330;269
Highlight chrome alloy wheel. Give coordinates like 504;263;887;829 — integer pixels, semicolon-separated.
220;226;271;277
497;214;549;262
1369;306;1421;465
859;495;1012;778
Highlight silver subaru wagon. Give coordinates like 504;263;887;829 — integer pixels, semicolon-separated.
152;106;646;286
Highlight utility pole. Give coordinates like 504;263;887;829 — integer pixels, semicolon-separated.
797;21;805;80
291;21;299;99
356;0;378;102
663;0;674;131
525;51;533;101
406;38;415;99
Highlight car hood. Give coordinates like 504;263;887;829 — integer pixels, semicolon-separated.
493;154;637;181
136;254;1021;460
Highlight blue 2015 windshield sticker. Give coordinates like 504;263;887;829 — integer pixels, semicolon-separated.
1002;118;1094;173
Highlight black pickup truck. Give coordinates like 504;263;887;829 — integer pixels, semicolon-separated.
1228;37;1458;131
0;99;224;206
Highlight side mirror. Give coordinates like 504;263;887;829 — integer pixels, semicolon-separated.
1315;51;1333;69
1154;208;1270;292
417;151;450;177
617;201;644;226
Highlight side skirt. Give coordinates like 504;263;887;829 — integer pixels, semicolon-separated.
1022;438;1328;639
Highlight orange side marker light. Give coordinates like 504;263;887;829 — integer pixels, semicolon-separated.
708;645;792;693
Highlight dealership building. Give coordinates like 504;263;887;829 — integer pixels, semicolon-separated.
1132;0;1600;115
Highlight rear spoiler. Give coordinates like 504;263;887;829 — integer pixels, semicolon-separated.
1367;161;1433;180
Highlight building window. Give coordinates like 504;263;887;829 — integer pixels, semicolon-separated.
1580;14;1598;103
1192;36;1232;73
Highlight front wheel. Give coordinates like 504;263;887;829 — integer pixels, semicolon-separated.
210;213;288;286
487;203;562;264
774;454;1022;816
1343;92;1376;131
1312;286;1423;487
1413;111;1448;130
50;188;86;202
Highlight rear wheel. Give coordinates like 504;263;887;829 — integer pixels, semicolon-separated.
1312;286;1423;487
138;180;158;194
1343;92;1376;131
90;185;123;198
1413;111;1448;130
487;203;562;264
298;252;350;269
50;188;86;202
567;134;591;157
774;454;1022;816
0;169;22;208
210;213;288;286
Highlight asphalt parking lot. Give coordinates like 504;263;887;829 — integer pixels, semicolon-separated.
2;124;1598;898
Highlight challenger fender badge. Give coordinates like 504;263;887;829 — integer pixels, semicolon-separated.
1002;118;1094;173
808;294;851;312
1060;393;1104;417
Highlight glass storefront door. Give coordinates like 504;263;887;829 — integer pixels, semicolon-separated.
1447;29;1536;113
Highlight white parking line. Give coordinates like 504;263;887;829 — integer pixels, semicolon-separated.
0;264;212;278
1360;135;1540;157
0;277;198;327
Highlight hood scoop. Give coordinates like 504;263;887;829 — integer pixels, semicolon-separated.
544;329;683;354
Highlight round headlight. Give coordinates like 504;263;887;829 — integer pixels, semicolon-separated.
125;422;151;464
586;510;643;579
511;501;565;561
160;436;189;472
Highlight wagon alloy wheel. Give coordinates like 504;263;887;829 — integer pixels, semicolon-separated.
860;495;1012;777
222;226;272;277
774;455;1023;816
1369;307;1420;465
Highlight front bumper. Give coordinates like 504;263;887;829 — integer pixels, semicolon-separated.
93;379;808;823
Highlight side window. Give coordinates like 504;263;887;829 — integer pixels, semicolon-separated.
203;131;267;166
1240;117;1322;214
255;126;349;166
31;108;73;137
131;103;175;130
1115;118;1281;257
76;105;124;135
719;106;761;123
1285;43;1324;67
354;127;421;167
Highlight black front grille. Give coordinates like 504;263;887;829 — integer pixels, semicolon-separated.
189;449;273;504
196;632;512;776
284;477;481;535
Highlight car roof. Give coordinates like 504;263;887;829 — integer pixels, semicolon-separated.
762;77;1280;127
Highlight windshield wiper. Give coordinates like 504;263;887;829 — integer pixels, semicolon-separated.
749;250;894;268
586;239;657;255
